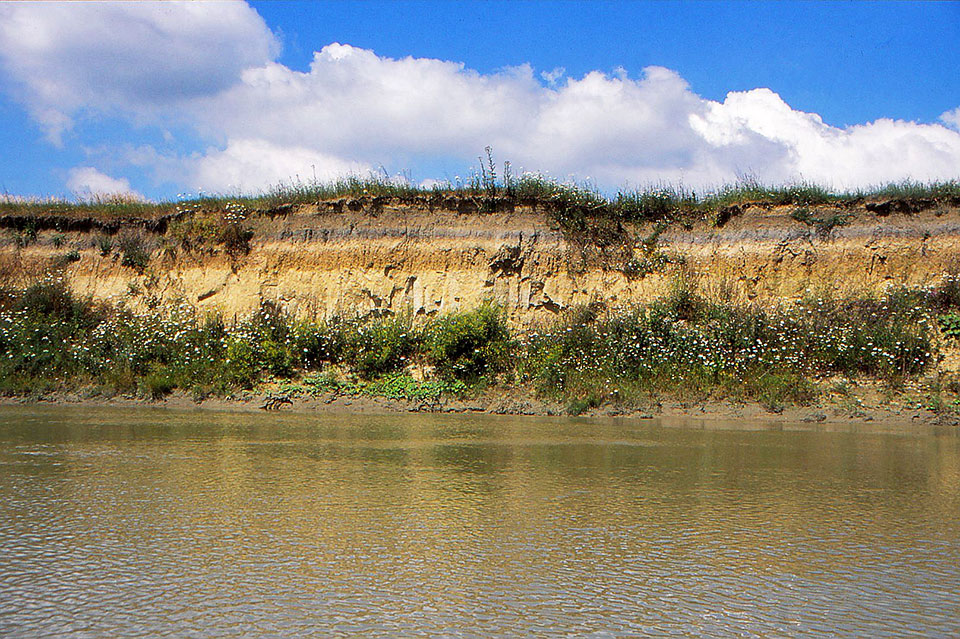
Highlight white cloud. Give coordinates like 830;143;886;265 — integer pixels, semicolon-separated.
198;45;960;190
66;167;143;199
188;139;371;194
1;2;958;192
0;0;277;143
941;107;960;131
692;89;960;189
540;66;565;86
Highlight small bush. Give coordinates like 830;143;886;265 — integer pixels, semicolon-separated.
343;314;417;379
292;319;344;369
791;206;853;239
219;223;254;256
224;337;262;388
118;231;151;271
928;274;960;310
17;280;92;323
11;221;38;248
168;205;253;256
425;304;510;382
95;234;113;256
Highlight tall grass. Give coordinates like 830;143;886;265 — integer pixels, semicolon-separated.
4;169;958;227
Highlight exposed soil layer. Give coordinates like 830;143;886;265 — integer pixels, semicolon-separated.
3;195;960;326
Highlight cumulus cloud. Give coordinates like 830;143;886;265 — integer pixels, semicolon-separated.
193;45;960;190
66;167;143;200
0;0;277;143
188;139;371;194
0;2;958;193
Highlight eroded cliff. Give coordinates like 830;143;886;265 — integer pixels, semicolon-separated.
3;196;959;325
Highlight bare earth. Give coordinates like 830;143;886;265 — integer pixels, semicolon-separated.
3;383;956;429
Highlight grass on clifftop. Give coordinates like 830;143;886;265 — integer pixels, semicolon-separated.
2;275;960;414
3;167;960;226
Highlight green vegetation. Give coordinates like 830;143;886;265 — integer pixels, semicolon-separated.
118;231;152;271
519;278;936;410
2;275;959;413
280;371;466;404
167;201;253;255
938;313;960;340
790;205;854;238
3;158;959;232
424;303;511;382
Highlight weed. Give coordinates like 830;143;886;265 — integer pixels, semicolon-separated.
566;393;602;415
938;313;960;339
791;206;853;239
118;231;151;271
95;234;113;256
140;366;175;399
59;249;81;265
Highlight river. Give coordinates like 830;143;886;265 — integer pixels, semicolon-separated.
0;406;958;637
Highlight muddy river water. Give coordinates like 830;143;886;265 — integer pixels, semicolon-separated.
0;406;958;636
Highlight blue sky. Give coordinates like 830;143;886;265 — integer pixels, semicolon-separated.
0;1;958;200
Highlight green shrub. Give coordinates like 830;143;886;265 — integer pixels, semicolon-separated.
224;337;261;388
95;234;113;256
292;318;347;369
425;304;510;381
17;280;87;321
118;231;151;271
939;313;960;340
343;314;417;379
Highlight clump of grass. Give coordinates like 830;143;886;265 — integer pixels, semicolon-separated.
118;231;152;271
57;249;81;266
566;393;602;416
95;234;113;256
790;206;854;238
857;180;960;201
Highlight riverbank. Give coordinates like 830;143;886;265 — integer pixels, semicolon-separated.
3;376;958;428
4;180;960;423
3;276;960;422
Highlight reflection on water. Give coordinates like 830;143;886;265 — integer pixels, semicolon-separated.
0;406;958;636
